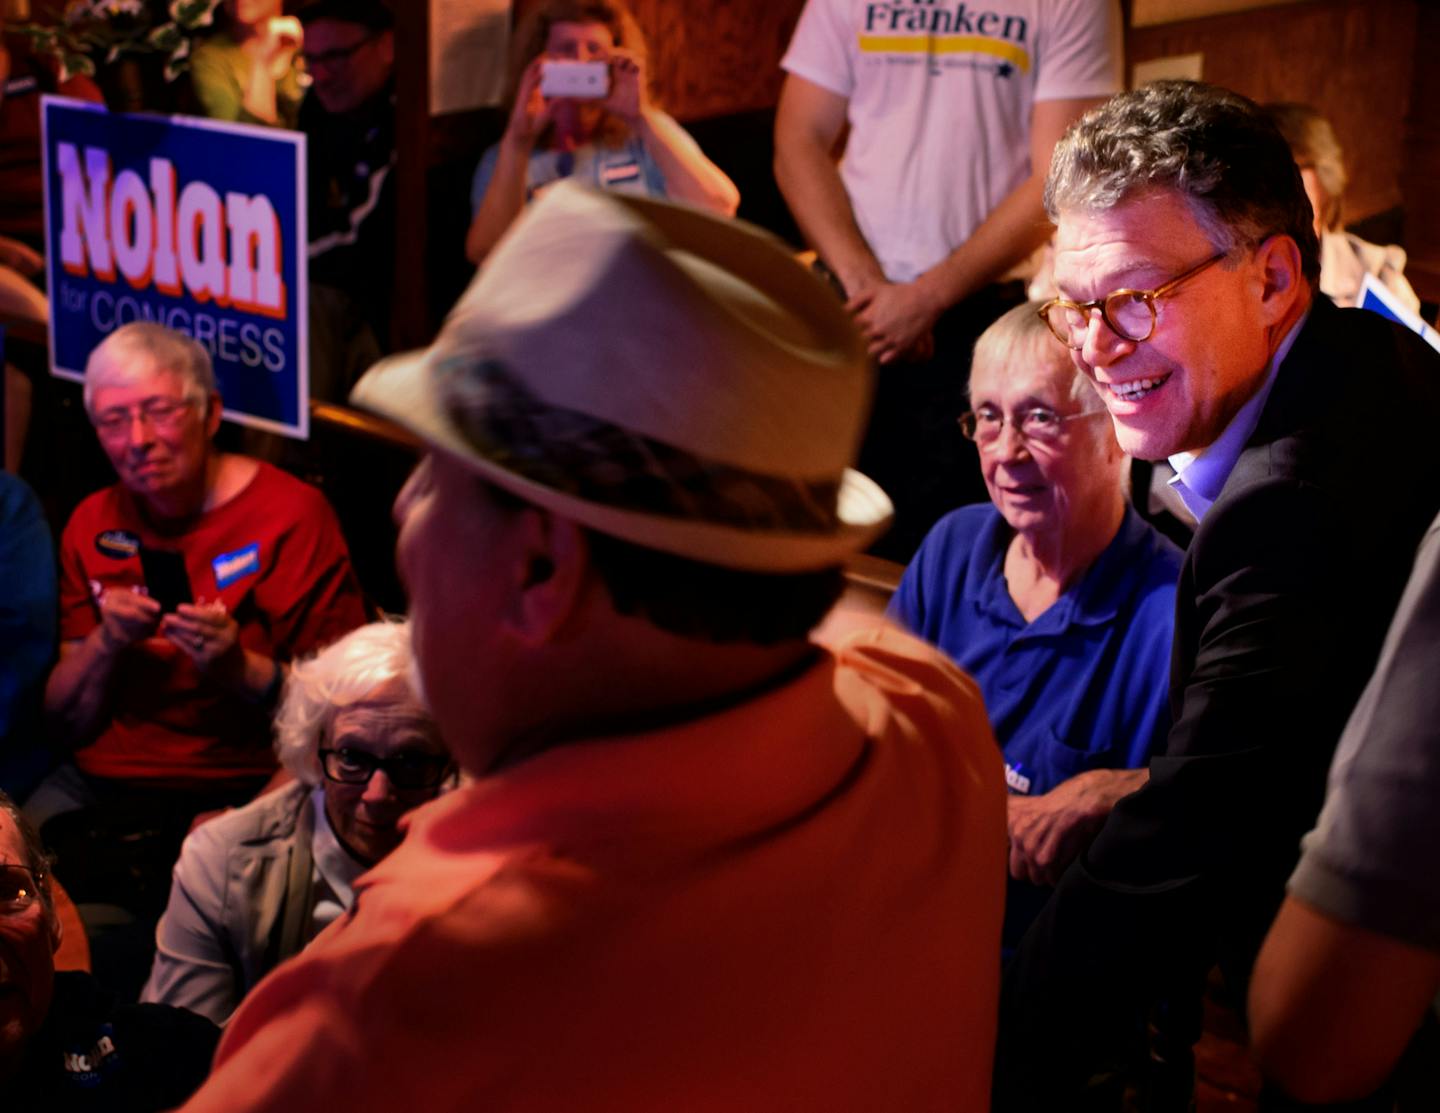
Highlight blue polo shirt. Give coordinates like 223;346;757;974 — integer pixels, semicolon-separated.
890;504;1182;798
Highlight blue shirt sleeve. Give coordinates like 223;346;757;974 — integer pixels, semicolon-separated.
888;549;927;634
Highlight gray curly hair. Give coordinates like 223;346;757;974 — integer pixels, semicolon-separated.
274;619;426;786
1044;81;1320;290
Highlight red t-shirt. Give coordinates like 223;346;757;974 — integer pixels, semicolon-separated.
58;461;369;787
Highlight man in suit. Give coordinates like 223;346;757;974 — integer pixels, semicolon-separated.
994;80;1440;1109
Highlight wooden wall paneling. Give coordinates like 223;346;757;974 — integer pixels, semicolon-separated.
393;1;434;350
1127;0;1416;224
1400;2;1440;305
623;0;807;122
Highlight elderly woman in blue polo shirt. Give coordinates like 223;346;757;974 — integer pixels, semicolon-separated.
890;300;1183;948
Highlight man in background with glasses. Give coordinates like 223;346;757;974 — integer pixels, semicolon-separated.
299;0;397;391
996;80;1440;1110
0;790;219;1108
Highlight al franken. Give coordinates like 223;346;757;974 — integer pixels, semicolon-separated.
863;1;1029;40
57;143;287;319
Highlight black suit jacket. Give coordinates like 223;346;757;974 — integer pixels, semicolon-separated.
993;297;1440;1107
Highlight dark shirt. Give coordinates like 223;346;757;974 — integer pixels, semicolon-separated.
301;84;396;341
12;971;218;1111
0;471;57;799
994;298;1440;1108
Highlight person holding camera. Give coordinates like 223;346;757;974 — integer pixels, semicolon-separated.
465;0;738;265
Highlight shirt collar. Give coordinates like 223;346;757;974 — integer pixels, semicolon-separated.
972;504;1155;630
309;785;367;906
1167;311;1307;520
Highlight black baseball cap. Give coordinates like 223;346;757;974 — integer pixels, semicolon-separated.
298;0;394;31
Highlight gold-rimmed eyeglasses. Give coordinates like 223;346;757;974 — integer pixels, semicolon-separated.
1037;252;1226;350
958;406;1108;446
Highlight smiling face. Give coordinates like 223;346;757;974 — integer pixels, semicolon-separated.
969;338;1125;545
0;811;57;1076
88;359;219;518
321;678;449;866
1052;189;1278;461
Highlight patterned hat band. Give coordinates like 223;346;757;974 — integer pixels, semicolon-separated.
438;356;843;534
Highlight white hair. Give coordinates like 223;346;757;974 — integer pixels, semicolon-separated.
82;322;217;416
273;619;427;786
970;301;1105;414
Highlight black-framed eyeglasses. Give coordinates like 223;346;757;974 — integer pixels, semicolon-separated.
1037;252;1227;349
0;863;45;916
958;406;1107;446
318;747;452;790
302;34;377;69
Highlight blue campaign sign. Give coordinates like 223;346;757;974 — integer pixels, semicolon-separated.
41;96;309;438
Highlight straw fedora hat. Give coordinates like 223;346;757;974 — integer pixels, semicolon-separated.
351;183;891;572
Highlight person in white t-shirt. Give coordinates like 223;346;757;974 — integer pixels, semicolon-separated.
775;0;1121;558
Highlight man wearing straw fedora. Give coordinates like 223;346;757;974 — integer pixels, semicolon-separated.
179;183;1007;1112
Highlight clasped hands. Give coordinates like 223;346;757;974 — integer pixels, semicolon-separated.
1005;768;1147;887
844;276;943;365
98;587;241;675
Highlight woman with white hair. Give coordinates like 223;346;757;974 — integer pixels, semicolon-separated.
141;620;452;1024
890;301;1184;950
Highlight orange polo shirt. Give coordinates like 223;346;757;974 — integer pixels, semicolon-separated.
183;624;1007;1112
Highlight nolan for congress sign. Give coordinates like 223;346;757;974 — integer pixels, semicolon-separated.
42;96;309;438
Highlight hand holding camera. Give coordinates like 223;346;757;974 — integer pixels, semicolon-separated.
503;56;557;150
538;59;610;100
600;50;646;124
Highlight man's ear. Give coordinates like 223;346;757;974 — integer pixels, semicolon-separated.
203;392;223;438
1254;234;1306;323
509;508;591;648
